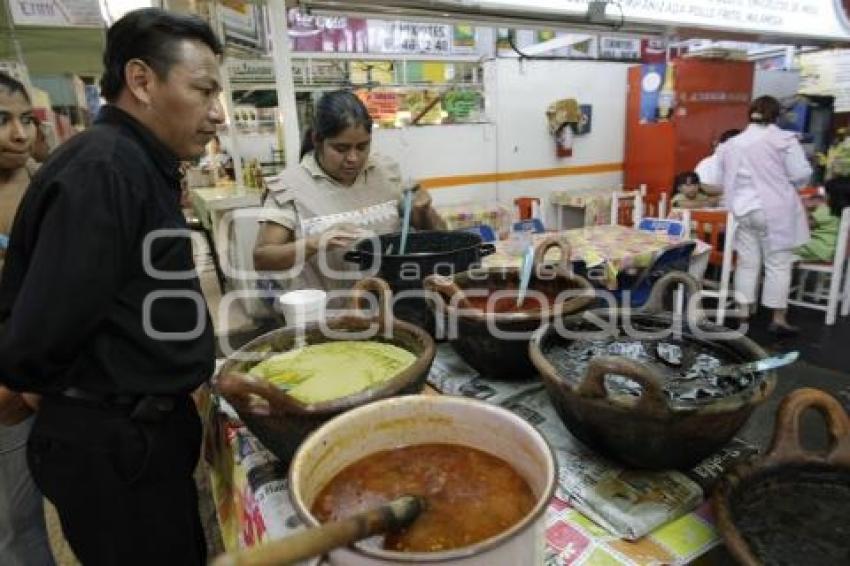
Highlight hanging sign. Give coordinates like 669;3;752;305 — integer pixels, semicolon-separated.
9;0;102;28
288;8;369;53
476;0;850;41
367;20;453;55
799;49;850;113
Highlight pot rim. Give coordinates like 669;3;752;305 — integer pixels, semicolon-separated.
214;315;436;416
528;314;777;415
288;394;558;563
354;229;487;260
428;267;596;324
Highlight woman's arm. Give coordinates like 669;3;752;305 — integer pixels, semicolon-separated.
785;140;814;188
253;222;363;271
253;222;316;271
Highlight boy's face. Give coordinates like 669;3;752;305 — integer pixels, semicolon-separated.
681;182;699;198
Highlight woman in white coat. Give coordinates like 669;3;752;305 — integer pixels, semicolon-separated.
717;96;812;335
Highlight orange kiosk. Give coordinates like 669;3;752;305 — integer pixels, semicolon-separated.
624;59;754;202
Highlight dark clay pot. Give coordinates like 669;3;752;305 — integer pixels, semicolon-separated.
214;278;436;464
344;230;496;336
425;237;595;381
714;388;850;566
530;272;776;470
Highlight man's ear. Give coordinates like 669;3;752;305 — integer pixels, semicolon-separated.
124;58;156;106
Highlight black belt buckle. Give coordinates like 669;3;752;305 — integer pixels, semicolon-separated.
130;395;175;423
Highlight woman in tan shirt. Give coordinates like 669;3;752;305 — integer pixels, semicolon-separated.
254;90;443;293
0;73;55;566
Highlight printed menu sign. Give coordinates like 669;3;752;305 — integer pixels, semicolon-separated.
799;49;850;113
10;0;102;27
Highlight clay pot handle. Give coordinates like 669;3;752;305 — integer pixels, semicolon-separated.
350;276;393;321
216;371;303;416
423;274;471;309
533;236;572;276
640;271;702;318
579;355;670;416
766;388;850;467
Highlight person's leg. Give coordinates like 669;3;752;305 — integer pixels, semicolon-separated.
0;418;55;566
733;212;763;313
762;247;798;332
27;398;206;566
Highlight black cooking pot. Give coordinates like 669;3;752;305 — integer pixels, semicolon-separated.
344;230;496;335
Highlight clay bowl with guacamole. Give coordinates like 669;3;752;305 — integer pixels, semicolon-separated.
215;277;436;464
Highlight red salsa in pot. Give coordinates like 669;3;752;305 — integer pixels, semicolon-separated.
311;443;536;552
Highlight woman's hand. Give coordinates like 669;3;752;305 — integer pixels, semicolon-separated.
0;386;32;426
409;185;446;230
412;185;432;211
307;228;364;253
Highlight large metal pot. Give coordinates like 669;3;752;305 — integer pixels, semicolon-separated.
215;277;436;464
289;395;557;565
424;237;595;380
714;388;850;566
344;230;496;335
529;272;776;470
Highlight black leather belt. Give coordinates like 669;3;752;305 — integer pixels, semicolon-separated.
60;387;178;422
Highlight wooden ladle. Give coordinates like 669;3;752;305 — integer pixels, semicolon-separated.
210;495;424;566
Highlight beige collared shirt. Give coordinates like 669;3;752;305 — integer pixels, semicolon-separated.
258;152;405;291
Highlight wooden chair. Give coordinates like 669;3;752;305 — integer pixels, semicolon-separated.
514;197;541;221
789;207;850;325
643;191;668;219
610;187;645;227
682;209;736;324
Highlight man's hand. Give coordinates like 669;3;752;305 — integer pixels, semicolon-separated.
0;386;32;426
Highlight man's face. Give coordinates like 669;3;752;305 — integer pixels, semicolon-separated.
147;40;224;160
0;89;34;171
316;125;372;185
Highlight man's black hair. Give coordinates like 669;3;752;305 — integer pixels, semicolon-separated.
0;72;30;104
100;8;223;103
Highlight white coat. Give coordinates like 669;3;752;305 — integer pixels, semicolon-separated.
717;123;812;252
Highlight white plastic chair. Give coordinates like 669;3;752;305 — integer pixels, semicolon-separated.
610;186;645;227
788;206;850;325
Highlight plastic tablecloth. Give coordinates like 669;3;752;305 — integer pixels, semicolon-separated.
483;225;712;288
436;201;514;239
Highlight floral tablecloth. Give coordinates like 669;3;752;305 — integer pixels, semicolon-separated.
484;225;712;288
436;201;514;239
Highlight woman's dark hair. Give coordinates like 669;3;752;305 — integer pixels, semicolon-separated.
673;171;700;193
0;73;30;104
100;8;222;102
825;176;850;217
300;90;373;160
718;129;741;144
749;96;782;125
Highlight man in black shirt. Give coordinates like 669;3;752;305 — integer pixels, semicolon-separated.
0;9;223;564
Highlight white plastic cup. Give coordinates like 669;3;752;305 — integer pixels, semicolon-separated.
277;289;327;327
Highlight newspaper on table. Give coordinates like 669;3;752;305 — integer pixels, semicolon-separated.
428;344;758;541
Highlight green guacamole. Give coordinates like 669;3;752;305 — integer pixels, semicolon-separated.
248;341;416;404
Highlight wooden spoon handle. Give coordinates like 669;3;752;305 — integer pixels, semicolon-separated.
211;496;423;566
